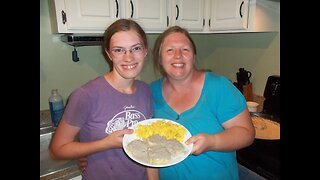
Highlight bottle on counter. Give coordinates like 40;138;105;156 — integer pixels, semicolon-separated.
48;89;64;127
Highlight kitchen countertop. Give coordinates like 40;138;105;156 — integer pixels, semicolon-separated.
40;110;81;180
40;163;80;180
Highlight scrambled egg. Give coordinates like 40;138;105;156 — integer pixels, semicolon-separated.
135;120;186;142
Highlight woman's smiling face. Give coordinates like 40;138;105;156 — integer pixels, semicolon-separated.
160;32;195;80
107;30;147;80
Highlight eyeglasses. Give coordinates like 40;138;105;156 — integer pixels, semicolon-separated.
110;45;145;57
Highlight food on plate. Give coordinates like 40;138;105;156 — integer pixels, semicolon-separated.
148;145;171;164
251;116;280;140
123;118;193;167
135;120;186;142
126;134;186;165
126;139;149;163
162;138;185;156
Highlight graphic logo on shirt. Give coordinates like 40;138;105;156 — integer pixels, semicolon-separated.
105;105;146;134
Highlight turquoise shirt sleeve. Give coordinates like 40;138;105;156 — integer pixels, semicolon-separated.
205;72;247;124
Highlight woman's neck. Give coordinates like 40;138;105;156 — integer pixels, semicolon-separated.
104;72;136;94
164;69;202;93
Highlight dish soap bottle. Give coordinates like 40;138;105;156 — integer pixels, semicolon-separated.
48;89;64;127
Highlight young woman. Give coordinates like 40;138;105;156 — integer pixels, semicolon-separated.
50;19;152;180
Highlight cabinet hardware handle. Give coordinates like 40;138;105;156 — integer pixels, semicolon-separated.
176;5;179;20
72;47;79;62
115;0;119;18
61;10;67;24
239;1;244;18
167;16;169;26
130;0;134;18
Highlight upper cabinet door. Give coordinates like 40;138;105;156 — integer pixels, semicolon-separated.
124;0;168;32
208;0;250;31
52;0;168;33
170;0;205;31
53;0;118;33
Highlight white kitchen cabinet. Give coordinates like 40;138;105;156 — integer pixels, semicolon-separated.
167;0;255;33
50;0;261;35
126;0;168;32
51;0;117;33
207;0;251;32
251;0;279;32
207;0;280;33
51;0;168;33
168;0;206;31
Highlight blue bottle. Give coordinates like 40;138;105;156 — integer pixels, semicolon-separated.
49;89;64;127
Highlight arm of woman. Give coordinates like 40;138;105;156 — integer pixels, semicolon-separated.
146;167;159;180
50;119;133;159
187;108;255;155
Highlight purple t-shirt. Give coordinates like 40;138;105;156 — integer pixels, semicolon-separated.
62;76;153;180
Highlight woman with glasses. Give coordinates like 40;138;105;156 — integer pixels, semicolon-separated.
50;19;153;180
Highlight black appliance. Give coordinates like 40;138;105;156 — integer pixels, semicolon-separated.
60;34;103;46
262;75;280;119
237;75;280;180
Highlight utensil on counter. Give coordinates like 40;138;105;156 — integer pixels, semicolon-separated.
237;68;252;85
235;68;253;101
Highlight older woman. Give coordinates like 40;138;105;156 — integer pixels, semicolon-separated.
147;26;255;180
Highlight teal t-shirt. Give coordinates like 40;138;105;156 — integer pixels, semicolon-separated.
149;72;246;180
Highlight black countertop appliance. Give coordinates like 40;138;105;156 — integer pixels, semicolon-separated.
237;75;280;180
262;75;280;119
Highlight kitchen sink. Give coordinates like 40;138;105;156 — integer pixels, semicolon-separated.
40;127;80;179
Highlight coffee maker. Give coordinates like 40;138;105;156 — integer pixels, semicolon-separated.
262;75;280;120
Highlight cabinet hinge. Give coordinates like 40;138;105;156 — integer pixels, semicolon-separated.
61;10;67;24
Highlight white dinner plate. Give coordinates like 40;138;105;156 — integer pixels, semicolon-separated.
123;118;193;167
